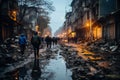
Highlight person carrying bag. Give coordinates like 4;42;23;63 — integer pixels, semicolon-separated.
31;32;41;58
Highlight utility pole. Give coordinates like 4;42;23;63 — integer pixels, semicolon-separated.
89;0;93;42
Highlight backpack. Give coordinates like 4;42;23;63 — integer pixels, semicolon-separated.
31;36;40;45
19;36;27;45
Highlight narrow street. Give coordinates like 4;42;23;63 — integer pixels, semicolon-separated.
0;0;120;80
0;45;72;80
0;43;120;80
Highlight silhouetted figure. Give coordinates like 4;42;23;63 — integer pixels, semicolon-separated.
52;37;55;46
31;32;41;58
45;36;52;48
74;37;77;43
54;37;58;45
19;33;27;55
31;59;41;80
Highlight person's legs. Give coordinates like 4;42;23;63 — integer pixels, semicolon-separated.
47;43;48;48
50;43;51;48
22;44;26;54
34;47;37;58
20;44;24;55
36;47;39;57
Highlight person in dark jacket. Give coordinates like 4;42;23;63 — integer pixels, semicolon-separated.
31;32;41;58
45;36;52;48
19;33;27;55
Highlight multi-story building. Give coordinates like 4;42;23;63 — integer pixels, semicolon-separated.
70;0;84;40
96;0;120;41
65;12;72;37
0;0;18;43
69;0;99;41
66;0;120;42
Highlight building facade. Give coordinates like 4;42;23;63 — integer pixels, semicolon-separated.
68;0;99;41
99;0;120;41
65;0;120;42
0;0;18;43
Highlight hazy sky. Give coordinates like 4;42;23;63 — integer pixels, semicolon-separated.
49;0;72;36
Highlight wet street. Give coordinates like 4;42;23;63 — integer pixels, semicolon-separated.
0;44;120;80
0;45;72;80
1;0;120;80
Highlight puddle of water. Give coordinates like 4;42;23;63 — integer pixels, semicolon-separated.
1;49;72;80
44;53;72;80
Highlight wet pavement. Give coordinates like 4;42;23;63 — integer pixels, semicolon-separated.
0;45;72;80
1;44;120;80
42;50;72;80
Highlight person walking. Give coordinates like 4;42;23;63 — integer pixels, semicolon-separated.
31;32;41;58
45;36;52;48
52;37;55;46
19;33;27;55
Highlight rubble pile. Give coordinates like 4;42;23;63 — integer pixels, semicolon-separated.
85;40;120;75
86;39;120;53
0;37;20;67
0;36;32;76
60;44;120;80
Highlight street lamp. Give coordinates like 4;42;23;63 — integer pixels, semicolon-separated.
89;9;93;41
83;3;93;41
85;19;92;41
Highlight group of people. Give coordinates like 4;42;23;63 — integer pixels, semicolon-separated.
45;36;58;48
18;31;59;58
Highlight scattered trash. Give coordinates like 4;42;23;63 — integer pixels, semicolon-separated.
60;43;120;80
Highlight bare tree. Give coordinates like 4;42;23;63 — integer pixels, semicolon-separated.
37;15;50;34
17;0;54;33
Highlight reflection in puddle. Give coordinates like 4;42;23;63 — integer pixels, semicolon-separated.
4;69;19;80
2;49;72;80
44;52;72;80
31;59;41;80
